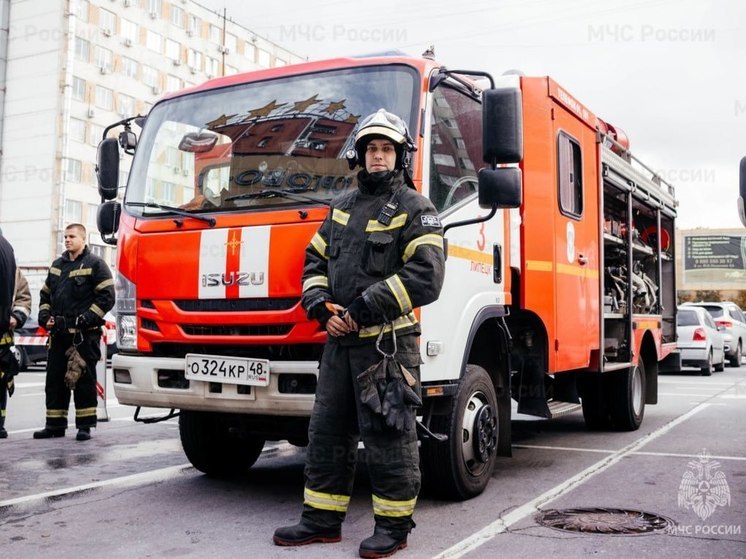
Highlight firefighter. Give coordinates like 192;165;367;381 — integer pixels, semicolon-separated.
33;223;114;442
0;229;18;439
273;109;445;558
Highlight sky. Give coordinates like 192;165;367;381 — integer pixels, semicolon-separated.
198;0;746;230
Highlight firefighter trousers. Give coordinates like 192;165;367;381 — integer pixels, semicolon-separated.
301;334;421;533
43;330;100;431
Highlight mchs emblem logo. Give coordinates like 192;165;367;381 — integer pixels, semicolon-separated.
677;449;731;521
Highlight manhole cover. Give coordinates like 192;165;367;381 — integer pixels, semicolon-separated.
536;507;674;535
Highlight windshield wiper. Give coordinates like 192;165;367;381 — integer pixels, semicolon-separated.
225;187;330;206
125;201;217;227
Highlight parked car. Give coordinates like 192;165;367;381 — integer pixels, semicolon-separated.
682;302;746;367
12;317;48;371
12;314;118;371
676;306;726;375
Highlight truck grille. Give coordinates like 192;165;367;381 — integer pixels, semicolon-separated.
173;298;298;312
181;324;293;336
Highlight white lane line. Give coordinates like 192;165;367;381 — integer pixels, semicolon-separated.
659;392;718;397
0;463;193;509
513;444;746;461
658;381;740;386
433;402;710;559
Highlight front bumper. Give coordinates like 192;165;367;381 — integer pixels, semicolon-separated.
112;353;318;415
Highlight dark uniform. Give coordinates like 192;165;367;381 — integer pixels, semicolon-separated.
0;234;17;437
37;246;115;434
299;169;444;536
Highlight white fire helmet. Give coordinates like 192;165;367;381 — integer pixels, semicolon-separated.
353;109;416;170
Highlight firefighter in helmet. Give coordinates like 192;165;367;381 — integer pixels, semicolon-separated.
273;109;445;557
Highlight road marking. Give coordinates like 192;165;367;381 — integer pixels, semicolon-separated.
0;464;193;509
514;444;746;461
513;444;613;454
434;402;710;559
658;380;740;386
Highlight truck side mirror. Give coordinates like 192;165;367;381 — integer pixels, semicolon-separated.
96;138;120;201
482;88;523;164
738;157;746;227
478;167;521;208
97;200;120;245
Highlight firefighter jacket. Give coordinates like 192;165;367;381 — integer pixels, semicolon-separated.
0;235;15;334
38;246;115;331
11;268;31;328
301;171;445;342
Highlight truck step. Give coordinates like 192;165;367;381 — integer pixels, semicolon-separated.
547;400;582;418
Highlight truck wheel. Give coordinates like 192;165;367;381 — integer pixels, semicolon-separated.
609;360;646;431
580;376;612;430
179;411;265;476
728;341;742;367
421;365;499;501
700;351;713;376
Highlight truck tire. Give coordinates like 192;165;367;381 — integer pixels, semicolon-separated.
580;375;612;430
728;341;742;367
179;410;265;476
421;365;499;501
609;360;646;431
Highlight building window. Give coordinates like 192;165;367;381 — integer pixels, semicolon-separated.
187;48;202;71
205;57;219;77
257;49;270;68
75;0;89;22
90;123;104;146
87;204;98;228
165;39;181;62
187;15;199;36
72;76;86;101
69;118;86;143
122;56;139;79
165;74;181;93
121;18;138;44
275;57;287;67
209;24;221;44
244;41;256;62
118;93;135;117
557;131;583;218
171;5;184;27
74;37;90;62
142;65;159;88
224;33;236;54
148;0;162;17
64;160;82;183
146;30;162;53
65;199;82;222
95;85;113;110
225;65;238;76
99;8;116;35
95;46;113;72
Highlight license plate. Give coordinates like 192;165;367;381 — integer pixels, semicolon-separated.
185;354;270;387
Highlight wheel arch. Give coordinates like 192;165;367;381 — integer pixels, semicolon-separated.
639;330;658;405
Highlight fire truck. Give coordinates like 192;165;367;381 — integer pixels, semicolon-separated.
96;53;677;500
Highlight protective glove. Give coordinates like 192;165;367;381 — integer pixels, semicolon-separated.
381;376;422;432
357;359;388;415
307;300;335;328
64;346;87;389
76;311;97;329
345;296;386;327
50;316;67;335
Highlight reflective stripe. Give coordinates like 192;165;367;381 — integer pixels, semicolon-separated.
372;494;417;517
310;232;328;259
402;233;443;263
385;274;412;315
358;312;418;338
49;267;62;276
96;278;114;291
332;208;349;226
69;268;93;277
366;213;408;232
91;304;105;318
1;409;5;418
41;285;50;294
304;487;350;513
303;275;328;292
40;303;51;311
47;409;68;418
76;407;97;418
0;332;12;344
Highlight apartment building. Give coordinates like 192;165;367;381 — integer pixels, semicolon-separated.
0;0;300;277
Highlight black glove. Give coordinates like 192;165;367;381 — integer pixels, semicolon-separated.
76;311;97;329
308;301;335;328
50;315;67;335
381;376;422;432
357;362;385;415
345;296;386;327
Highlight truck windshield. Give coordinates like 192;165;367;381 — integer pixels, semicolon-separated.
126;65;419;215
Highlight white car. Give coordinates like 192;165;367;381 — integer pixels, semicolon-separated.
682;302;746;367
677;306;726;375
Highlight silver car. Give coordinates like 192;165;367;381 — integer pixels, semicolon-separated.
683;302;746;367
676;306;726;375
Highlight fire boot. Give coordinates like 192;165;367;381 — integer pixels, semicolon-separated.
273;520;341;546
359;525;410;558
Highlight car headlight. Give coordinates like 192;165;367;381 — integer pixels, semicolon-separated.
115;273;137;350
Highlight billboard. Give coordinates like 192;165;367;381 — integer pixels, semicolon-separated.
683;234;746;285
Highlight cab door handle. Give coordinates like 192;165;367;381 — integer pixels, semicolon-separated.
578;254;588;265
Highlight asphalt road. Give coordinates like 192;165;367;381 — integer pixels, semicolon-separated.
1;362;744;559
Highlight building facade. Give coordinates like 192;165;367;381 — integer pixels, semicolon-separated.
0;0;300;281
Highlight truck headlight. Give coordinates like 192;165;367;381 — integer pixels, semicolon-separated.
115;273;137;350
